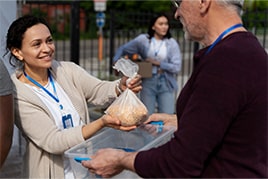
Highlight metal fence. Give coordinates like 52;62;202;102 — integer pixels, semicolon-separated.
19;1;268;94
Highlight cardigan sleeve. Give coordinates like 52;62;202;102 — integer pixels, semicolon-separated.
12;75;85;154
160;38;182;74
113;34;149;62
12;61;118;154
0;60;12;95
52;61;118;108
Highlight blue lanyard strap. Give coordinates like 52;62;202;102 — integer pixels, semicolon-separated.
205;23;243;55
152;37;164;56
23;70;60;104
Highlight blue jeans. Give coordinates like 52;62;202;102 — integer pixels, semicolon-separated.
140;74;175;115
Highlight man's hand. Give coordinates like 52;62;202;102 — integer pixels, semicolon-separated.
145;113;178;129
82;148;137;178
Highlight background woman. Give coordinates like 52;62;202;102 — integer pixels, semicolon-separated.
113;13;182;115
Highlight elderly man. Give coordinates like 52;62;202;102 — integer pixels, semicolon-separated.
82;0;268;178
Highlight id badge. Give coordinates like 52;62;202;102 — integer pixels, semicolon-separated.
62;114;74;129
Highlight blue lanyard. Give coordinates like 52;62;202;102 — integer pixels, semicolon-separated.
23;70;63;110
205;23;243;55
152;37;164;56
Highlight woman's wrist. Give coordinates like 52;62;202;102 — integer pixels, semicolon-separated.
82;119;105;139
116;79;123;95
99;115;106;128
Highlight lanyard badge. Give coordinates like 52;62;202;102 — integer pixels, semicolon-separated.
24;70;74;129
62;114;74;129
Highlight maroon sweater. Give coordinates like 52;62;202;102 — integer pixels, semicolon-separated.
135;32;268;178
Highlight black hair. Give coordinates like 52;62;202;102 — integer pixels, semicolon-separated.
147;12;172;40
5;15;52;66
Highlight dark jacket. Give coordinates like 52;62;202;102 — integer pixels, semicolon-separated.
135;32;268;178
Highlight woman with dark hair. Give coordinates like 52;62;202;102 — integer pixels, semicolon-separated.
113;13;182;115
5;15;142;178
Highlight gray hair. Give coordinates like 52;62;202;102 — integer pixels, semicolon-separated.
216;0;244;15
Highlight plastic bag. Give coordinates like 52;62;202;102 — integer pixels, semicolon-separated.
105;88;148;126
113;57;139;79
105;58;148;127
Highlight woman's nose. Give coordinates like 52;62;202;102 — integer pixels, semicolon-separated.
42;43;52;52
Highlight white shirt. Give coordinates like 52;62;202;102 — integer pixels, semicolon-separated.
26;77;82;179
147;38;167;74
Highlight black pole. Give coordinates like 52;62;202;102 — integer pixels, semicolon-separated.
194;42;199;54
263;8;267;47
70;0;80;65
109;10;115;75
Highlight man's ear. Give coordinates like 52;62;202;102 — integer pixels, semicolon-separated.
11;47;23;61
199;0;211;14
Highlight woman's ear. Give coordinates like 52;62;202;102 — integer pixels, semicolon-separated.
200;0;211;14
11;47;23;61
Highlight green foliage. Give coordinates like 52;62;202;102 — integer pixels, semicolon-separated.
80;0;173;13
26;1;267;39
243;0;268;28
30;8;47;17
106;0;172;13
244;0;268;10
25;7;71;40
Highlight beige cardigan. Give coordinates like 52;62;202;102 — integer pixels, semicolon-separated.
11;61;118;178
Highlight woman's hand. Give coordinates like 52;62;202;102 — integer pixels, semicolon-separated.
82;114;136;140
145;58;160;66
119;74;142;94
101;114;137;131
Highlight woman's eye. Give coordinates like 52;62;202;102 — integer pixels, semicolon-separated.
47;38;54;44
33;42;41;47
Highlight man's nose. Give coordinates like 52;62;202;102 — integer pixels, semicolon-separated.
174;9;180;20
